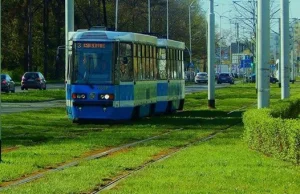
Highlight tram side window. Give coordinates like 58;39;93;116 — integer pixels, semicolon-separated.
174;49;178;79
71;52;77;82
149;45;154;79
145;45;150;79
119;43;133;81
133;44;138;80
174;50;178;79
171;49;175;79
141;45;146;80
157;48;167;79
153;47;157;79
167;49;172;79
137;44;142;80
178;50;183;79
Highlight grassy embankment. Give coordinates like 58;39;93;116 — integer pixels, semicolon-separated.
0;82;299;193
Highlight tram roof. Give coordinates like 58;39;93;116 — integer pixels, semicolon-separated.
157;39;185;50
71;30;157;45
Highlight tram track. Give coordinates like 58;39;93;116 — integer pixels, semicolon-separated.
0;101;256;192
0;128;184;191
90;131;220;193
90;126;234;193
90;103;257;193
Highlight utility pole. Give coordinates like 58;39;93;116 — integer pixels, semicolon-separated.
65;0;74;82
281;0;289;99
189;0;196;64
0;0;2;162
208;0;215;108
257;0;270;108
148;0;151;33
115;0;118;31
278;18;281;87
167;0;169;39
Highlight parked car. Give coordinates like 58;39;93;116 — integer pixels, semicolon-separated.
217;72;234;84
248;73;278;84
194;72;208;84
21;72;47;90
1;74;15;93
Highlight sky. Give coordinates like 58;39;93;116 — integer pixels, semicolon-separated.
201;0;300;36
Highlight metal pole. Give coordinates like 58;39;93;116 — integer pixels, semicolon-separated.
291;21;296;83
281;0;289;99
189;5;192;63
65;0;74;82
189;2;195;64
0;0;2;162
277;18;281;87
167;0;169;39
257;0;270;108
237;23;239;54
219;15;222;64
289;18;299;83
208;0;215;108
148;0;150;33
115;0;118;31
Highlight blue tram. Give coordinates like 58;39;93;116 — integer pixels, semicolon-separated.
65;28;185;122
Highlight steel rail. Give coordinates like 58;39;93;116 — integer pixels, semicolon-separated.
0;128;183;191
91;104;256;193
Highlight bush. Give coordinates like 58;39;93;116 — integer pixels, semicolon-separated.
1;68;24;82
243;96;300;164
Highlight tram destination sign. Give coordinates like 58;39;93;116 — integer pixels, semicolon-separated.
77;42;106;49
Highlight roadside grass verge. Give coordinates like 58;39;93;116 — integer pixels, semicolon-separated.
1;89;65;102
0;82;299;193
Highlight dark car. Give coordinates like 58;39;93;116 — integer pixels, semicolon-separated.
21;72;47;90
1;74;15;93
248;74;278;84
217;72;234;84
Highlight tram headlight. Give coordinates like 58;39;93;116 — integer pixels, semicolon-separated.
72;93;87;99
99;94;114;100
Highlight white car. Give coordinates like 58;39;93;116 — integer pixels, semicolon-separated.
194;72;208;84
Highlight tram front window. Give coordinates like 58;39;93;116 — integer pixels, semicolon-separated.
72;42;113;84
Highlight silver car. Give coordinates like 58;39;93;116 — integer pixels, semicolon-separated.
194;72;208;84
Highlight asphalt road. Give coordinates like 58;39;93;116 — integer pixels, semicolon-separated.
185;82;228;94
13;83;65;93
1;100;65;114
1;83;230;114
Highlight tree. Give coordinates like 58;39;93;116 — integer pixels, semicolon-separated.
1;0;208;79
232;0;279;58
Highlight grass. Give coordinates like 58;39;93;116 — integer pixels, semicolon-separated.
1;89;65;102
0;82;299;193
105;126;300;194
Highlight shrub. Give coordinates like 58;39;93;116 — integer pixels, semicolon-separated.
243;96;300;164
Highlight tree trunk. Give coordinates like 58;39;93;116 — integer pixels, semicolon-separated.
43;0;49;78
